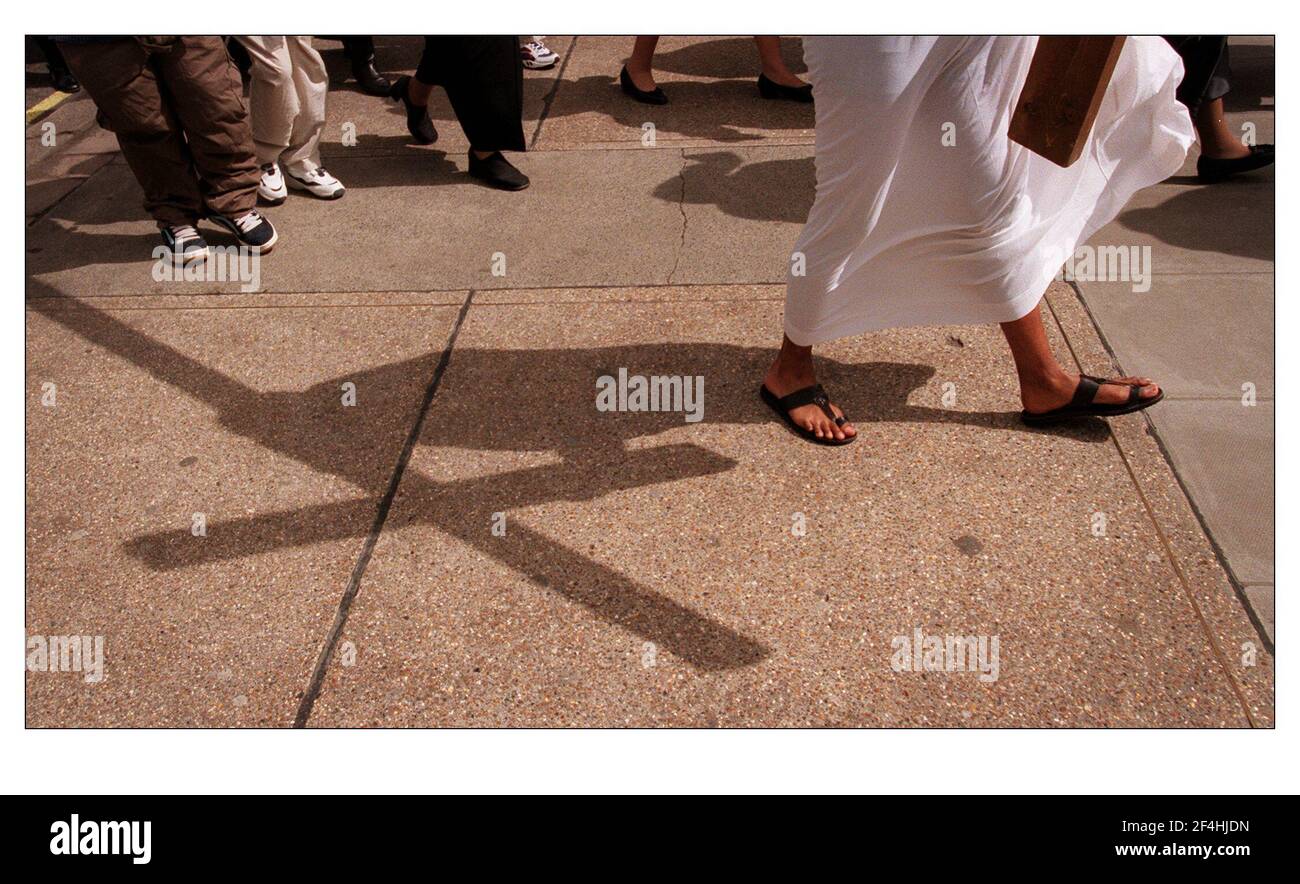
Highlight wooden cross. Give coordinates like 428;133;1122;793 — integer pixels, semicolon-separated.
1009;36;1127;167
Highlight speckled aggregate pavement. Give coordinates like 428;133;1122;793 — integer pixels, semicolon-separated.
25;37;1272;727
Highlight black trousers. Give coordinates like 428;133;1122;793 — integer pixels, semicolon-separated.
415;36;525;152
340;36;376;63
1165;36;1230;110
33;36;71;73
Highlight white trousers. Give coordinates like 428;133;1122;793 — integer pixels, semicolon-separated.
236;36;329;174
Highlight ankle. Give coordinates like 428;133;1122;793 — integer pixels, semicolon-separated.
769;350;813;381
1019;365;1073;394
405;80;429;107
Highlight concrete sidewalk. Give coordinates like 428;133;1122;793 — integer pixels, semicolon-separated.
1076;37;1274;646
25;37;1273;726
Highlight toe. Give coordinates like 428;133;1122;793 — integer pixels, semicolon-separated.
829;404;856;439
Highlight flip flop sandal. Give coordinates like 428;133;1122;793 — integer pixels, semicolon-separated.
1020;375;1163;426
760;383;857;446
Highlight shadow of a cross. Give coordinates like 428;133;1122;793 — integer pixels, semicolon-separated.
28;291;1108;675
29;293;770;670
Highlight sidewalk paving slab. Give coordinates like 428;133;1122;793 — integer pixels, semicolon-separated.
1045;284;1272;719
25;95;119;222
1076;275;1273;399
1141;401;1274;586
27;145;817;298
306;283;1267;727
1097;182;1273;276
25;294;463;725
533;36;815;151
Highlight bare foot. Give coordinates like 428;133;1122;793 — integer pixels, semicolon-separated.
1021;371;1161;414
762;343;857;442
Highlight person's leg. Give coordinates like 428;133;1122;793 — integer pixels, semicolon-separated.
766;40;937;442
407;76;435;105
279;37;328;175
236;36;298;169
433;36;525;155
753;36;807;88
410;38;439;103
1165;36;1252;160
625;36;660;91
58;39;203;227
763;336;856;441
385;39;438;144
34;37;80;92
1194;96;1252;160
1001;305;1159;412
430;36;528;189
155;36;261;220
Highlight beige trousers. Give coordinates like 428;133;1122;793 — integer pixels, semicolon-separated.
235;36;328;174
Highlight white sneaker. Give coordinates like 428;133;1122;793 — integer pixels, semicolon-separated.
285;166;345;200
258;163;287;205
521;38;559;70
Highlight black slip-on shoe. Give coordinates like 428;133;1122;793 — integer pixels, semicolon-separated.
467;151;530;191
757;73;812;103
1196;144;1274;183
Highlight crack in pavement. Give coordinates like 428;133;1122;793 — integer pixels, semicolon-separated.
667;149;688;284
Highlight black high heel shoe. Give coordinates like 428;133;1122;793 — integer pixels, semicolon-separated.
388;75;438;145
757;73;813;103
619;66;667;105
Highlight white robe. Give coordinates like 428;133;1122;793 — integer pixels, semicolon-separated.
783;36;1194;345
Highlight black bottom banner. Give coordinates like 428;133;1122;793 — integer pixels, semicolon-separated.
5;795;1285;868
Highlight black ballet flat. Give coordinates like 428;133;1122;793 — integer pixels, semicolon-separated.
388;75;438;145
1196;144;1273;183
757;73;813;103
619;66;668;105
